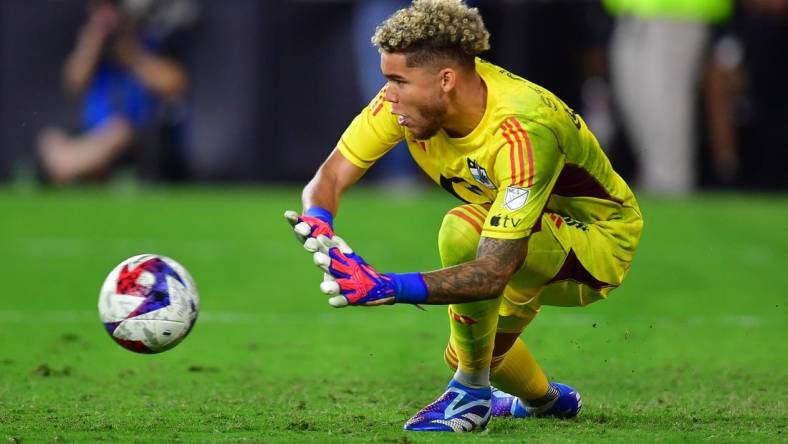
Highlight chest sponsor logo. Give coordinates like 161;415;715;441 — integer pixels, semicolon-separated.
504;186;530;211
467;158;496;190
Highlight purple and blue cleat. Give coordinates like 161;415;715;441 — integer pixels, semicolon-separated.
491;382;582;419
491;387;530;418
403;378;492;432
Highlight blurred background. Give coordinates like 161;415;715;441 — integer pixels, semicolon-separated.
1;3;786;440
1;0;786;193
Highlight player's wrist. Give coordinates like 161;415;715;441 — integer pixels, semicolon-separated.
385;272;428;304
304;206;334;228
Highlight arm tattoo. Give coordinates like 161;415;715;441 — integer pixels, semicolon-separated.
422;236;529;304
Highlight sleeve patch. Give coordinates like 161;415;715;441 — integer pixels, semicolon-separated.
503;187;530;211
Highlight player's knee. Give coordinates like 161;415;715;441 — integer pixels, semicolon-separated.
438;205;485;267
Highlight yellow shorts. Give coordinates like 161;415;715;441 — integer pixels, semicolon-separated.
438;203;643;334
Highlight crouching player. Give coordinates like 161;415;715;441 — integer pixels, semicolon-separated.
286;0;642;432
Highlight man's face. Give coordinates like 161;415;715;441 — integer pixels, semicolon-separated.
380;52;448;140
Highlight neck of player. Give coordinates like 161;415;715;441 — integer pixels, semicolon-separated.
442;73;487;139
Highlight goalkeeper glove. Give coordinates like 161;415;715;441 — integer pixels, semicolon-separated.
284;206;334;252
312;235;427;307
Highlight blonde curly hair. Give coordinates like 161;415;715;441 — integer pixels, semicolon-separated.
371;0;490;69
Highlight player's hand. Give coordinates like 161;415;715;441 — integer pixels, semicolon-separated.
284;208;334;253
312;235;396;307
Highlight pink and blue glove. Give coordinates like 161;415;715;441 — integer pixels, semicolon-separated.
313;235;428;307
284;206;335;252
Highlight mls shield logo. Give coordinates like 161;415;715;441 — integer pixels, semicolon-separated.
467;158;496;190
504;187;530;211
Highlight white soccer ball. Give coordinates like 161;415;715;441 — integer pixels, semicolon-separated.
98;254;200;354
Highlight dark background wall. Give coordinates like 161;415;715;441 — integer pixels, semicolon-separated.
0;1;85;181
185;1;364;182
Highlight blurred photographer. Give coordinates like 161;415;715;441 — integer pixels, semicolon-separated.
605;0;733;194
705;0;788;189
38;0;197;184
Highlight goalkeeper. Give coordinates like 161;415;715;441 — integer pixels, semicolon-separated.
286;0;643;433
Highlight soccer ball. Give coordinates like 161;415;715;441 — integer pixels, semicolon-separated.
98;254;200;354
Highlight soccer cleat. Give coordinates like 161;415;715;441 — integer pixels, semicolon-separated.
490;383;582;419
490;387;530;418
403;379;492;432
544;382;582;418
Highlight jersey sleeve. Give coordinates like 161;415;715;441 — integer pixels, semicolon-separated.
337;86;404;169
482;118;565;240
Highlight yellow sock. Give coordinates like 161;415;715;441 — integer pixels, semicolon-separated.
438;204;501;382
490;338;549;401
447;298;501;375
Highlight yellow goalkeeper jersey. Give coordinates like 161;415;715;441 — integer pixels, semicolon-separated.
338;58;640;241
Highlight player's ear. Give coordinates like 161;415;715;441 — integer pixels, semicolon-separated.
438;68;456;93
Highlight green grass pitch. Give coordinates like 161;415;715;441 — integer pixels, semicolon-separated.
0;187;785;443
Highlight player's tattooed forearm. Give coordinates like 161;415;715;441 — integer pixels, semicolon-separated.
422;237;528;304
476;237;528;275
422;262;498;303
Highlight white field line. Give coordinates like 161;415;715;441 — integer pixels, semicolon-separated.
0;310;780;327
